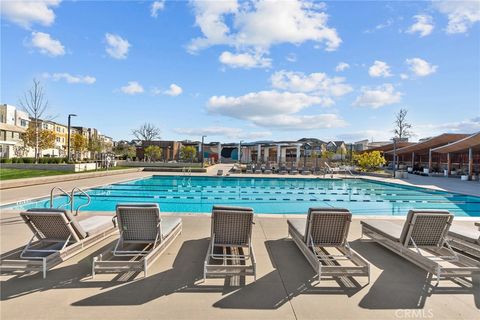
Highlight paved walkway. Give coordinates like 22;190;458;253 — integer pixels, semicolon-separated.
1;213;479;320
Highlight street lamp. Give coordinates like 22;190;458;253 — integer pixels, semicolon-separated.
201;135;206;168
67;114;77;162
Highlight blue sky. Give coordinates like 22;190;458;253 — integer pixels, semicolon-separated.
1;0;479;143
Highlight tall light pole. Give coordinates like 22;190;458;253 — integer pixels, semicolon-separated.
201;135;206;168
67;114;77;162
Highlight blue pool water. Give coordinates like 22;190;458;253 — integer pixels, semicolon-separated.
3;176;480;216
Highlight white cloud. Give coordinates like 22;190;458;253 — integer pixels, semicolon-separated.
163;84;183;96
364;18;394;33
353;84;402;109
120;81;144;95
270;70;352;103
252;114;347;130
188;0;341;54
206;89;347;130
0;0;61;29
219;51;271;69
105;33;130;59
174;127;272;140
29;31;65;56
407;14;434;37
44;72;96;84
400;73;409;80
335;62;350;72
368;60;392;77
433;1;480;34
406;58;438;77
416;117;480;135
151;1;165;18
286;53;297;62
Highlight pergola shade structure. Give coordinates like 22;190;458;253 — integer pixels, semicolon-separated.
386;133;470;173
360;141;415;162
431;132;480;179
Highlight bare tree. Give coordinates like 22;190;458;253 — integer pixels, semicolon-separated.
132;123;161;141
19;79;49;163
393;108;413;140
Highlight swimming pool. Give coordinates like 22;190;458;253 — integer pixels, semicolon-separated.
3;176;480;216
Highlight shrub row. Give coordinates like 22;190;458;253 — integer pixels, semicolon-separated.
0;157;68;164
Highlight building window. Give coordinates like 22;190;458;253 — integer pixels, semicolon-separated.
20;119;27;127
56;137;61;142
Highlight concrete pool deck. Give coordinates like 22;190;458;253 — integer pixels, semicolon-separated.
1;212;479;320
1;169;480;319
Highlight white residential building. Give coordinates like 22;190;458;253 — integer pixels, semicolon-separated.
0;104;30;158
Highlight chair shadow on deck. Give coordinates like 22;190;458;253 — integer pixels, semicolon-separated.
71;237;365;309
1;239;126;301
350;240;480;310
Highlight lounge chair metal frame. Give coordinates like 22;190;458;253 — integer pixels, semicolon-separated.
447;223;480;259
92;204;182;278
1;210;117;279
288;208;370;283
361;211;480;285
204;206;256;281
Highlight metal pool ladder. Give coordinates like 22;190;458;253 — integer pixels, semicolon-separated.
49;186;91;215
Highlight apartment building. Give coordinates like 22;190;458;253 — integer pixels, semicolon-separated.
0;104;29;158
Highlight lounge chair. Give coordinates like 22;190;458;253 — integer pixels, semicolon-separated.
204;206;256;281
217;169;224;176
279;165;288;175
447;222;480;259
301;166;311;175
254;164;262;174
264;163;272;174
287;208;369;283
361;210;480;285
0;209;116;278
246;164;253;174
92;204;182;277
289;165;299;175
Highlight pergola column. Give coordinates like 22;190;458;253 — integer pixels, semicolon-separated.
296;145;301;166
447;152;451;175
411;151;415;168
468;147;473;180
257;144;261;163
428;148;432;172
264;146;269;163
277;145;281;164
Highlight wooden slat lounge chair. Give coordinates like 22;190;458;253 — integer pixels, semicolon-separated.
0;209;116;278
92;204;182;277
246;164;253;174
447;223;480;259
361;210;480;285
287;208;370;283
204;206;256;281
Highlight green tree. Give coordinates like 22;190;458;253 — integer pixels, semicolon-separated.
180;145;197;162
113;144;136;159
88;136;104;158
321;150;335;161
72;133;87;160
354;151;386;172
22;126;56;156
144;145;162;161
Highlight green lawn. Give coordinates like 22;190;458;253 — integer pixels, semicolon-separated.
0;168;71;180
0;166;131;181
